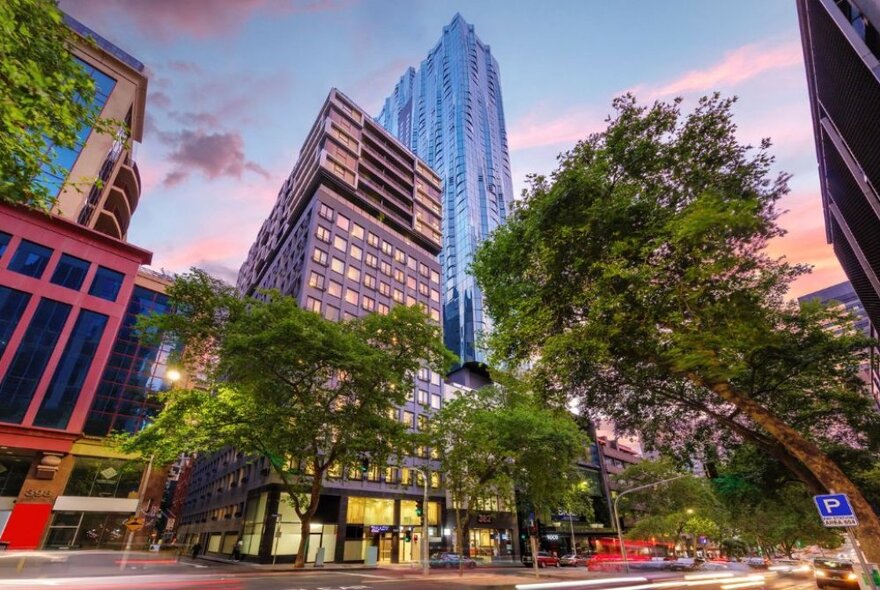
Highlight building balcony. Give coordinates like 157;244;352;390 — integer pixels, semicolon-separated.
113;161;141;216
94;209;123;240
103;186;132;236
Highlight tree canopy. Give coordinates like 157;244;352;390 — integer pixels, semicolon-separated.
121;269;454;567
472;93;880;561
1;0;118;210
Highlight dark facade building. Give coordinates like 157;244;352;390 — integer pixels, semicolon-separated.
799;280;880;406
377;13;514;365
181;89;452;564
798;0;880;328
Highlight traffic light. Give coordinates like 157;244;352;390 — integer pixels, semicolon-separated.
415;501;424;518
404;529;412;543
359;457;369;474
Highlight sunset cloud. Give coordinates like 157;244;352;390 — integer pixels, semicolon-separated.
160;129;270;187
508;105;604;151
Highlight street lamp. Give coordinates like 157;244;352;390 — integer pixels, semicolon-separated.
613;474;688;574
166;368;182;383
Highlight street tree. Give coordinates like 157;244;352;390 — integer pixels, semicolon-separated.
426;378;588;575
121;270;454;568
615;459;725;554
1;0;118;210
471;93;880;561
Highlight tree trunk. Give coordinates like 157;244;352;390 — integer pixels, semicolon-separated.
455;508;464;577
701;377;880;564
293;477;323;568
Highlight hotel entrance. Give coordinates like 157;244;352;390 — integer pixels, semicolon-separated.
378;532;393;563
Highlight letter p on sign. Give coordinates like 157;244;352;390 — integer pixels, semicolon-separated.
814;494;858;527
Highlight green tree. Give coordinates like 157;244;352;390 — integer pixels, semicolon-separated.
615;459;724;554
427;377;588;575
1;0;119;210
121;270;454;568
472;94;880;561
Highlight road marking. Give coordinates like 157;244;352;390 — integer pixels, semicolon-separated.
516;577;649;589
336;572;393;579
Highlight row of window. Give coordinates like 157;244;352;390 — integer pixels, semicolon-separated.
0;232;125;302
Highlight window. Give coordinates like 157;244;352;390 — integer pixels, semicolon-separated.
407;257;417;271
394;269;405;283
430;472;441;488
89;267;124;302
336;214;350;232
418;390;428;404
313;247;328;265
319;203;334;220
430;289;440;303
327;280;342;298
344;289;358;305
417;415;428;431
418;283;429;297
362;296;374;311
333;236;347;252
365;253;378;268
306;297;321;313
367;233;379;247
378;303;389;315
418;367;429;381
331;257;345;274
380;261;391;276
315;225;331;243
430;394;442;410
0;287;31;360
351;223;364;240
9;240;53;278
0;298;71;424
430;270;440;283
0;232;11;259
324;305;339;321
350;244;362;261
346;267;360;282
406;295;417;307
381;241;393;255
63;457;142;498
430;308;440;322
34;310;108;429
393;289;404;303
379;282;391;297
308;272;325;290
394;250;407;264
407;276;417;290
50;254;90;291
402;411;414;428
400;468;412;486
364;274;376;289
419;263;430;277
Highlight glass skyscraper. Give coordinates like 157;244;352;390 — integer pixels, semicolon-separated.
377;13;514;364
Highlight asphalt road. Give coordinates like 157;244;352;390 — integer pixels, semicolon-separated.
0;552;822;590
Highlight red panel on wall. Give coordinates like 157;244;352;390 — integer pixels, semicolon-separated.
0;503;52;549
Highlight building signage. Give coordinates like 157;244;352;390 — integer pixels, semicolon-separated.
22;489;53;499
476;514;495;524
544;534;560;541
369;525;392;533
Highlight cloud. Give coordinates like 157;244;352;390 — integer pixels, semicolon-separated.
159;129;270;187
61;0;357;40
508;104;605;151
630;41;803;102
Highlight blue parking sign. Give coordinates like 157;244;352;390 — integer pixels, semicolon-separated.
814;494;859;527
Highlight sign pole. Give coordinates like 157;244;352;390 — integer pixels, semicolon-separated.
847;527;879;590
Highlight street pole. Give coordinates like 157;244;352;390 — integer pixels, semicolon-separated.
613;474;688;574
412;467;429;576
120;454;154;571
846;527;879;590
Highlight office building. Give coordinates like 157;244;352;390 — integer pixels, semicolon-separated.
0;15;169;549
798;0;880;327
181;89;448;564
377;13;514;364
799;280;880;406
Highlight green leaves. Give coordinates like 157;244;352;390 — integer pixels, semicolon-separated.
0;0;116;210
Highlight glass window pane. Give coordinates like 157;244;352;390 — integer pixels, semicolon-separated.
0;287;31;360
50;254;91;291
34;310;108;429
0;232;10;259
0;298;71;424
8;240;53;278
89;267;124;302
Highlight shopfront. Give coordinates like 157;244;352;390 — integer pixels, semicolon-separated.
466;512;517;561
343;496;442;563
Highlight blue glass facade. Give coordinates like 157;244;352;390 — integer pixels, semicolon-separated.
84;285;173;436
377;14;514;364
0;287;31;360
34;57;116;197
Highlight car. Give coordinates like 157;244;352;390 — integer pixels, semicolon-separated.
559;553;591;567
665;557;705;572
429;553;478;569
770;559;813;577
523;551;561;568
814;558;860;588
746;556;770;569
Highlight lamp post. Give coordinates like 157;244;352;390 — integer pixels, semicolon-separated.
411;467;430;577
613;474;688;574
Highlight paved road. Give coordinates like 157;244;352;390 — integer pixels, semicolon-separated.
0;552;820;590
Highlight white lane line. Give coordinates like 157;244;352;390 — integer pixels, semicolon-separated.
335;571;394;579
516;577;649;590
